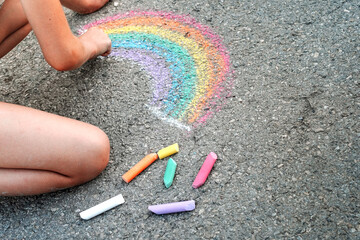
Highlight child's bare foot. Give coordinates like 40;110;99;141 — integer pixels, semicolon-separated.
60;0;109;14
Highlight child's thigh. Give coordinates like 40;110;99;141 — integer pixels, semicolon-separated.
0;0;28;42
0;102;109;177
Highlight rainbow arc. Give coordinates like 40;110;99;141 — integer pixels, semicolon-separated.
80;11;232;130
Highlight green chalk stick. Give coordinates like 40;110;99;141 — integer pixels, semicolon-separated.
164;158;177;188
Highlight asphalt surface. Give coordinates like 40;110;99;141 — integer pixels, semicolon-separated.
0;0;359;239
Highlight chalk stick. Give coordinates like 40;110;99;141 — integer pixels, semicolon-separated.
157;143;179;159
79;194;125;220
122;153;159;183
148;200;195;215
192;152;217;188
163;158;177;188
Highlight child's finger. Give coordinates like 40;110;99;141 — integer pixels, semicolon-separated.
101;46;111;56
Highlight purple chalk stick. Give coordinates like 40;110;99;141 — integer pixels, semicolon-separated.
192;152;218;188
148;200;195;215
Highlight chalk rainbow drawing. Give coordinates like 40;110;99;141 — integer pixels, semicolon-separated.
79;11;233;131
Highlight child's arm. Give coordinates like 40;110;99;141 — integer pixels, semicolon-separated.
20;0;111;71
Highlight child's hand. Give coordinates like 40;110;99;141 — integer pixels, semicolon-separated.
79;27;111;59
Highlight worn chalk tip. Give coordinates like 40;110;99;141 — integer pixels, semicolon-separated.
164;179;172;188
192;181;202;189
183;200;196;211
208;152;217;159
121;175;130;183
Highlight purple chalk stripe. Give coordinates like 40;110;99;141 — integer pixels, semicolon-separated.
148;200;195;214
110;49;171;103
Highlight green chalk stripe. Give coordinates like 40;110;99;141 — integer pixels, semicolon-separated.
164;158;177;188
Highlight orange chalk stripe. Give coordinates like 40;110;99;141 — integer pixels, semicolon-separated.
122;153;159;183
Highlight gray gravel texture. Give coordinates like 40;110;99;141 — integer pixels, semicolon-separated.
1;0;359;239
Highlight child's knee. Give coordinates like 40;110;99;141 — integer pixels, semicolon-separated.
87;127;110;174
88;127;110;173
75;0;109;14
72;127;110;184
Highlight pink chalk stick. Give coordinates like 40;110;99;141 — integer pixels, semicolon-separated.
192;152;217;188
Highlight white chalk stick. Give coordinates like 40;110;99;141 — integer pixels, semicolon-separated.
79;194;125;220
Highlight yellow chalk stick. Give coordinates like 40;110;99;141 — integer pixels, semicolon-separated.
157;143;179;159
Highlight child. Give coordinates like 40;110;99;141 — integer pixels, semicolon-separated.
0;0;112;196
0;0;111;70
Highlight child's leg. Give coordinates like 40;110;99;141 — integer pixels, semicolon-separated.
0;102;110;196
60;0;109;14
0;0;31;58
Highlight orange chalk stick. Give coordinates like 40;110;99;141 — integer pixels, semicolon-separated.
122;153;159;183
